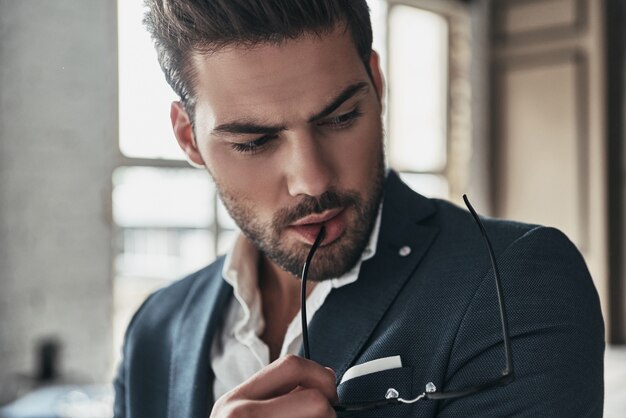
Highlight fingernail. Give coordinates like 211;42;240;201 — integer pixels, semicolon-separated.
325;367;336;378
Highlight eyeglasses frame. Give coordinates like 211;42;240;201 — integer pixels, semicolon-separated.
299;195;515;412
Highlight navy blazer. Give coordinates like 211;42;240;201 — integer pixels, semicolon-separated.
114;171;604;417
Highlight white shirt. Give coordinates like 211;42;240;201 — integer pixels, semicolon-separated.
210;206;383;400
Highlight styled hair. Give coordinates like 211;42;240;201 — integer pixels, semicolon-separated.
144;0;373;113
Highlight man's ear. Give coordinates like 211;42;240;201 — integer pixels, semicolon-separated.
369;50;385;105
170;101;205;167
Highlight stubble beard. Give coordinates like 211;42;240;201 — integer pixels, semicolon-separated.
215;149;385;282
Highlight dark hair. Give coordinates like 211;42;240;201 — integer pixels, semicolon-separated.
144;0;373;114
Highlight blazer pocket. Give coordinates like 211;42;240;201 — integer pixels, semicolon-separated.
337;366;414;405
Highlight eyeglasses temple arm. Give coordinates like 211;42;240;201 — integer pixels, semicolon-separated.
301;226;326;360
462;195;514;377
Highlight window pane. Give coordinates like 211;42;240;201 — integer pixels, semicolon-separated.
388;6;448;172
216;197;237;255
113;167;214;228
115;228;214;280
112;166;215;279
399;172;449;199
217;198;237;230
217;229;238;256
112;166;216;373
367;0;388;68
118;0;184;160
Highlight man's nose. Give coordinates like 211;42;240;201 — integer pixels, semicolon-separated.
285;130;335;198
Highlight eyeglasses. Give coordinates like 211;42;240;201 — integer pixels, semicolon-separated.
299;195;515;412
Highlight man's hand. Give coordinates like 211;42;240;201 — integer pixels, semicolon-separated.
210;355;338;418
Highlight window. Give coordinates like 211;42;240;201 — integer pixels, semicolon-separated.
114;0;469;366
370;0;470;200
387;5;449;197
114;0;235;366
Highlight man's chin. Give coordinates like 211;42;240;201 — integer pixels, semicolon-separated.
304;249;361;282
266;237;363;281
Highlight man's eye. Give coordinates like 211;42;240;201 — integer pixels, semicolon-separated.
318;108;363;129
231;135;276;154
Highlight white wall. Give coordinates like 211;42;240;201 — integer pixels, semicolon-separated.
490;0;608;321
0;0;117;397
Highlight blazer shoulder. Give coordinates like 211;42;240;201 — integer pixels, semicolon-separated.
443;224;604;416
434;197;591;285
501;225;597;296
424;197;594;296
426;197;539;252
125;256;226;339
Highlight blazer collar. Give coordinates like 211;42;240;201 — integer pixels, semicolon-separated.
165;171;439;416
167;259;232;418
303;171;439;380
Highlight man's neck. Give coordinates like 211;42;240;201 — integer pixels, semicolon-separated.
258;255;315;361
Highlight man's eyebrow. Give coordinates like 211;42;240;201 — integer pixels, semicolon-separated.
212;120;286;136
308;81;370;123
211;81;370;136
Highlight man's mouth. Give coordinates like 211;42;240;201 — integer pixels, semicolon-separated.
287;208;346;246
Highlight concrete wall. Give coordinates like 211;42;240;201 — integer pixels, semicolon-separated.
0;0;117;397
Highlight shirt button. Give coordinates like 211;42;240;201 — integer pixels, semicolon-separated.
398;246;411;257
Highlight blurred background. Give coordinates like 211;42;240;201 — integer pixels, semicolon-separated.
0;0;624;416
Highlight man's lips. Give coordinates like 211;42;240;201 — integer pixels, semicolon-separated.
290;208;343;226
287;208;346;245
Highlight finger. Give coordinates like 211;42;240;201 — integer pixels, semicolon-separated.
254;389;337;418
236;355;338;402
291;369;335;394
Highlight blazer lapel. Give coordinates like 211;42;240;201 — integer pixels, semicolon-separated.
305;172;439;380
167;259;232;418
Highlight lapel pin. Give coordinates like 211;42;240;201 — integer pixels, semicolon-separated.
398;246;411;257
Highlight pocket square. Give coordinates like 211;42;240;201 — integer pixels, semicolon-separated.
339;355;402;384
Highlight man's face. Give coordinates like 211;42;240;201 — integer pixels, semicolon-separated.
172;27;386;281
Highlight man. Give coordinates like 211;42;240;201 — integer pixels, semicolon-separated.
114;1;604;417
